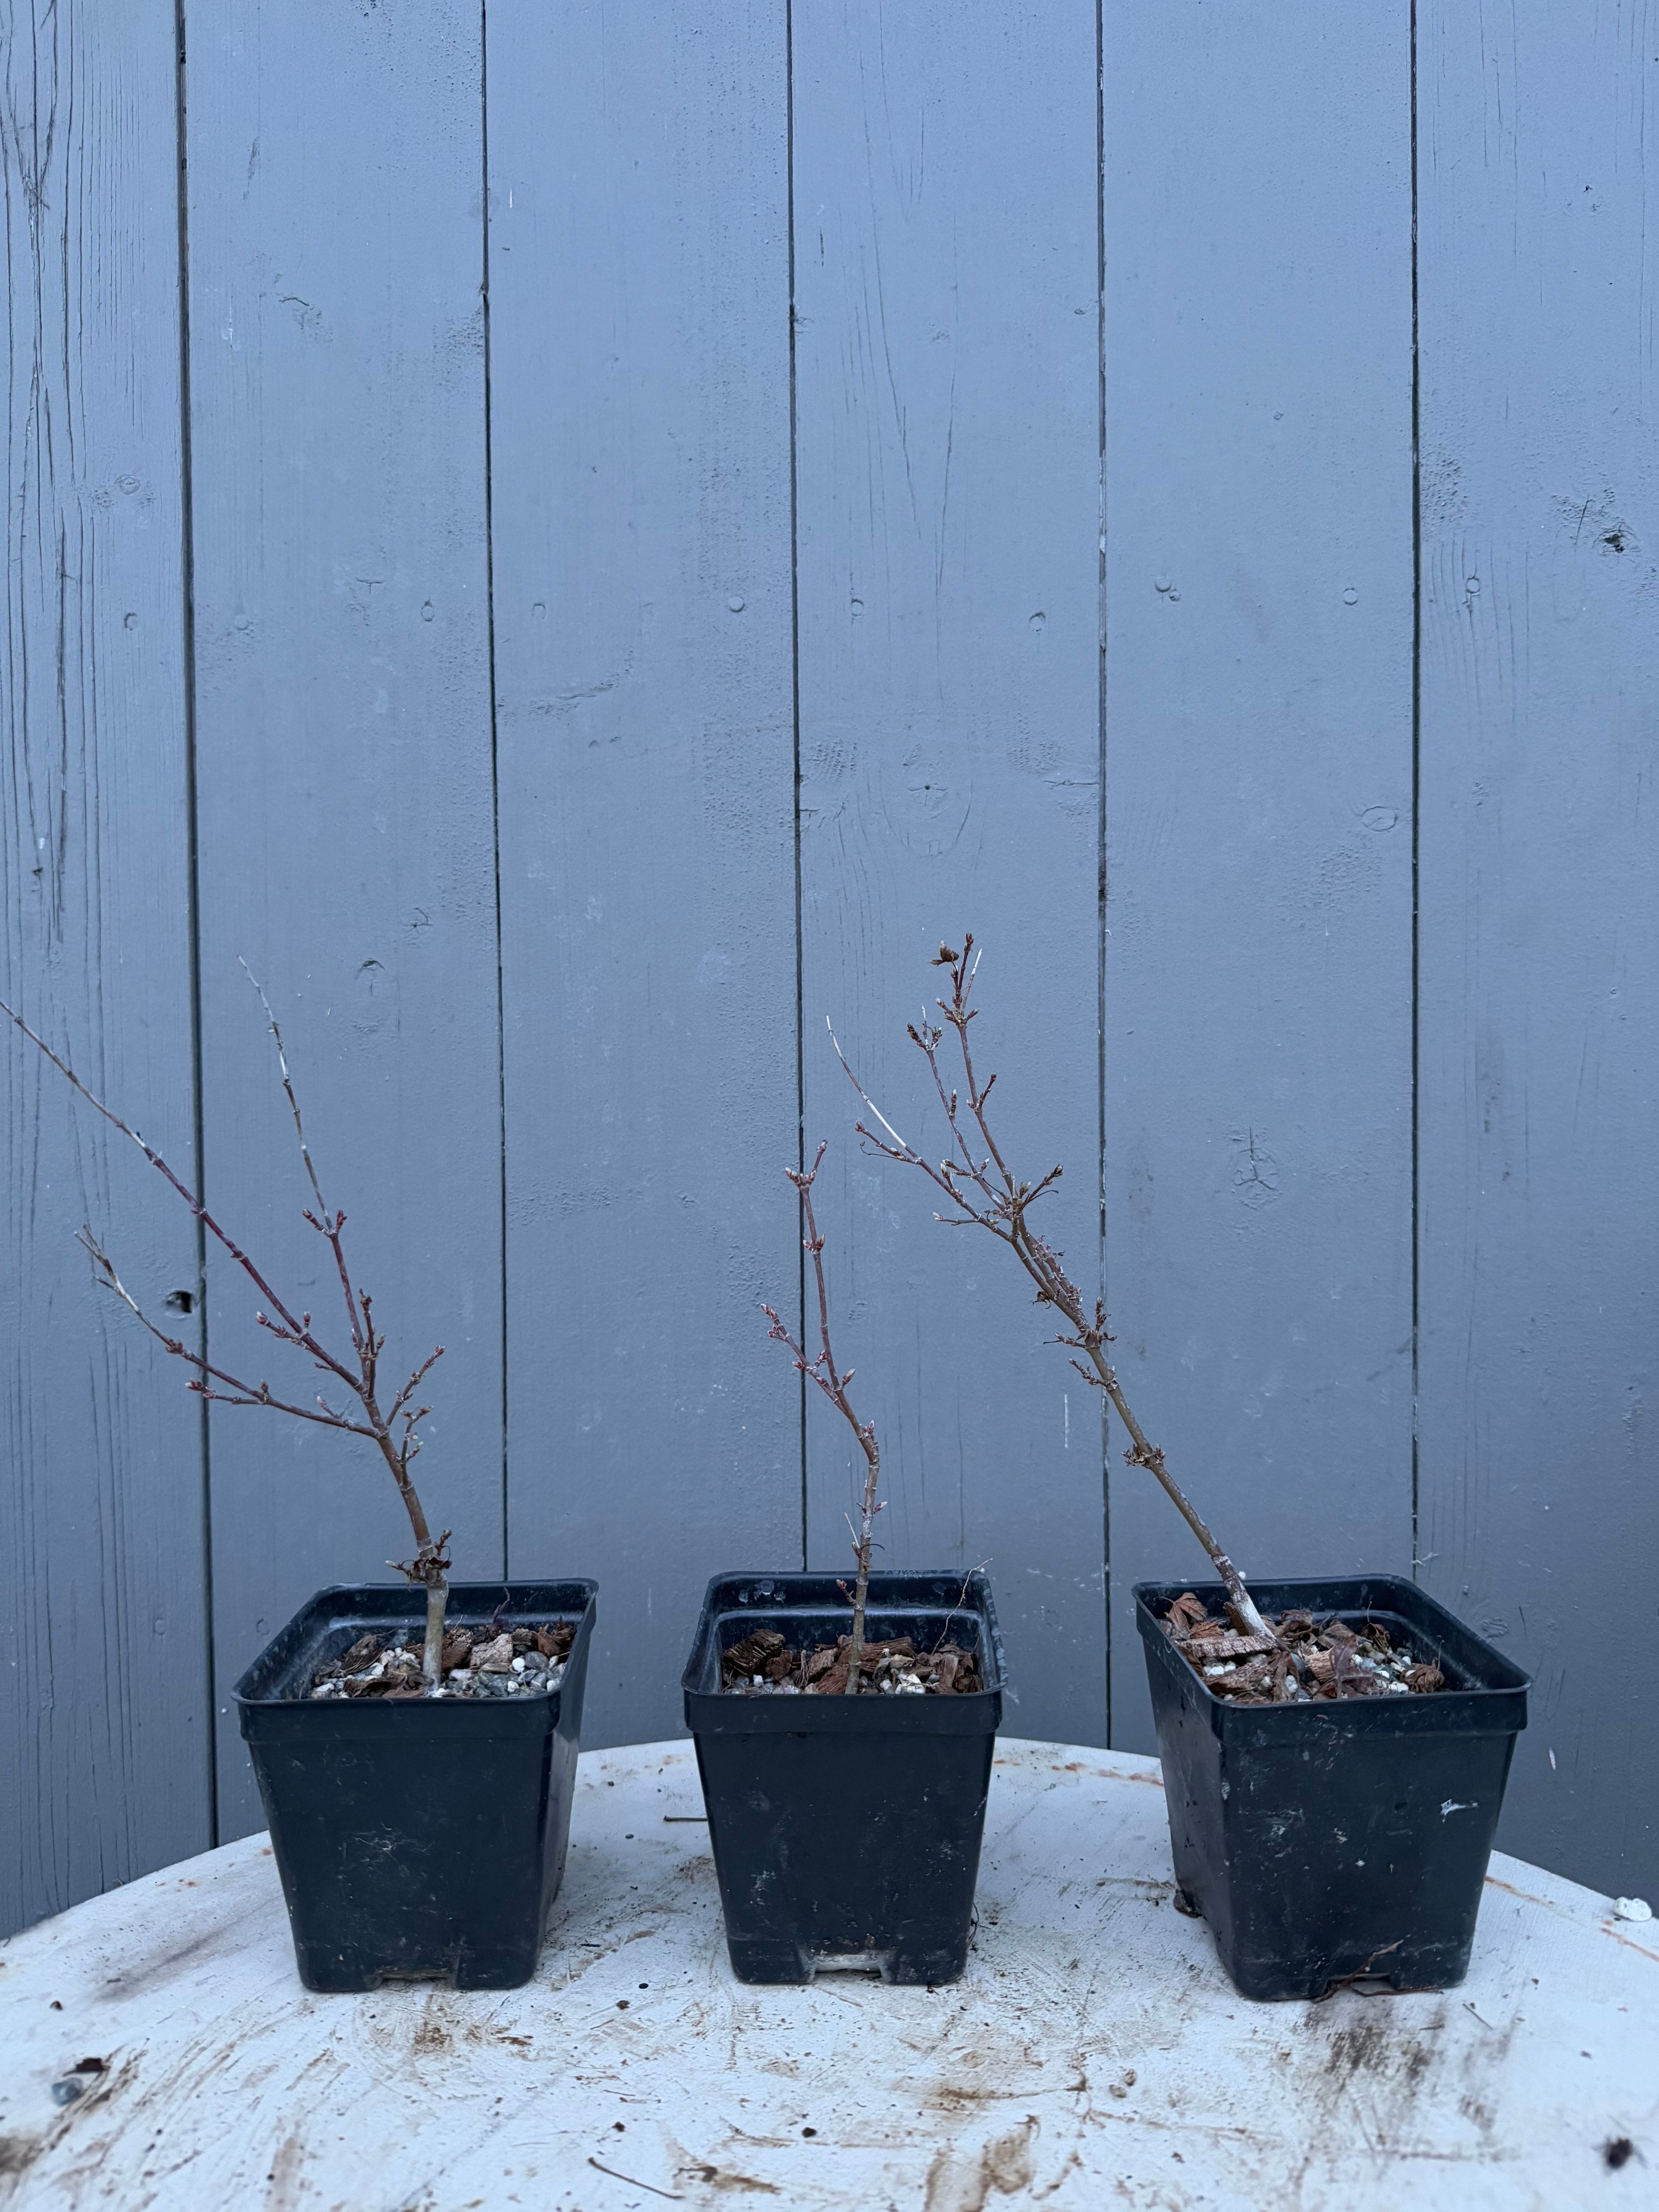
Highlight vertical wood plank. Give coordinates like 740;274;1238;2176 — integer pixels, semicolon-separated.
1417;3;1659;1898
488;0;799;1745
794;2;1106;1745
185;1;501;1834
1;0;210;1931
1101;3;1416;1741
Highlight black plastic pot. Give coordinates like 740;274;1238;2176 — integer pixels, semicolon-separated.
683;1571;1005;1986
1135;1573;1529;2001
234;1578;597;1991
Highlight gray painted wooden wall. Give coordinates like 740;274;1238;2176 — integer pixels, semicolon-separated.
4;0;1654;1937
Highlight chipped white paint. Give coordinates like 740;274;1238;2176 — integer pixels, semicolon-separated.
4;1742;1654;2210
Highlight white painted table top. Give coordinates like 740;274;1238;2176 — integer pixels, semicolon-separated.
4;1739;1654;2211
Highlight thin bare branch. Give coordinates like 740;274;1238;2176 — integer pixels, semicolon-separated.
241;961;329;1223
242;958;368;1365
4;978;457;1685
387;1345;446;1422
77;1231;379;1439
764;1142;883;1692
834;937;1273;1642
0;993;341;1368
828;1017;912;1155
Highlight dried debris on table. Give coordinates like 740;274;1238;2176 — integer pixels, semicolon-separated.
1160;1592;1445;1704
721;1628;981;1697
307;1622;576;1702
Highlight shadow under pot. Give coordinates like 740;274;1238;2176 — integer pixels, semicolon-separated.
683;1571;1005;1986
1135;1573;1530;2002
234;1578;598;1992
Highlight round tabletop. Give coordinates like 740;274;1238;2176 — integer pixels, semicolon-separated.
5;1739;1654;2210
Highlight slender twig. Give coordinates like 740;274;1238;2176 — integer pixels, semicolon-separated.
76;1230;380;1433
240;958;368;1366
929;1560;991;1654
0;991;340;1368
586;2159;682;2202
830;938;1272;1642
763;1140;883;1693
2;981;454;1683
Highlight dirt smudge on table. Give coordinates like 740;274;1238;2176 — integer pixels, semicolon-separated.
923;2118;1037;2211
681;2157;783;2193
0;2131;45;2179
1318;2015;1437;2094
264;2126;309;2212
98;1924;235;1999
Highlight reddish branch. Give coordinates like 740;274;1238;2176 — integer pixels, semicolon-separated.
0;971;453;1683
763;1141;883;1693
830;936;1272;1644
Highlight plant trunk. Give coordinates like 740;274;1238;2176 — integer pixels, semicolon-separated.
1031;1281;1271;1640
423;1576;448;1687
1098;1364;1271;1639
379;1434;450;1686
843;1442;881;1694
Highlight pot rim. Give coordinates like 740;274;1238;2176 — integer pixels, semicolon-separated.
232;1577;599;1711
1133;1572;1530;1737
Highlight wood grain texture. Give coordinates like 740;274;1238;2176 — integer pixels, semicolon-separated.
794;2;1106;1746
1417;1;1659;1899
1101;3;1416;1744
0;0;210;1934
7;0;1653;1917
183;0;502;1834
488;0;799;1746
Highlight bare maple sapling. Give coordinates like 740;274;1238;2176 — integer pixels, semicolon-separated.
0;971;454;1684
762;1142;883;1693
831;935;1274;1646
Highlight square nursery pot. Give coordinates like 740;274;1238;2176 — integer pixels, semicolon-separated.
1135;1574;1529;2002
684;1571;1005;1986
234;1578;597;1992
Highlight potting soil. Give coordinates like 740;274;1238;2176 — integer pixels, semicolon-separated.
1161;1593;1445;1704
304;1621;575;1702
720;1629;980;1697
